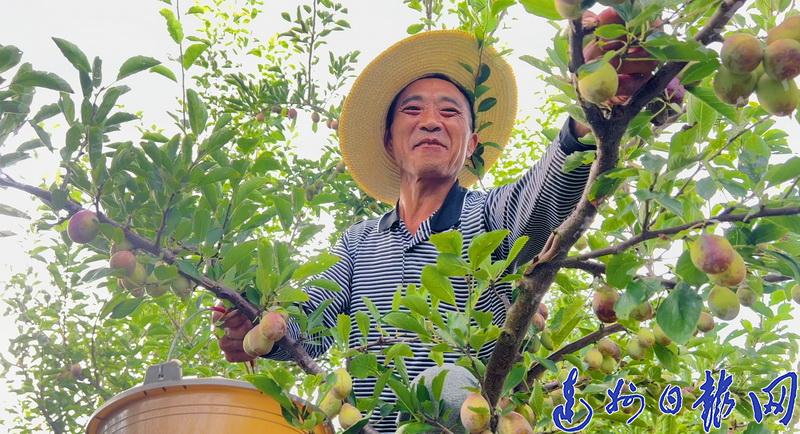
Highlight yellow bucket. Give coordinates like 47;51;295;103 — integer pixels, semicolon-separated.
86;368;334;434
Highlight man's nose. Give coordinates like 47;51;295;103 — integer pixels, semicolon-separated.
419;109;442;132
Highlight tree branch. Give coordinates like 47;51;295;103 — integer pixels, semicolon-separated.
526;323;626;386
0;173;323;376
571;206;800;261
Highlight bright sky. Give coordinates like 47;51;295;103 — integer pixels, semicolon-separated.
1;1;798;431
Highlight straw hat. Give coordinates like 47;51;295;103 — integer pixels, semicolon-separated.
338;30;518;204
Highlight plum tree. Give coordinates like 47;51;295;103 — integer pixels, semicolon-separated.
2;1;800;433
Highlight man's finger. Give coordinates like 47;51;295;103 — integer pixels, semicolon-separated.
219;335;245;353
223;311;251;329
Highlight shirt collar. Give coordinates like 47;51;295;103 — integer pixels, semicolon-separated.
378;180;467;233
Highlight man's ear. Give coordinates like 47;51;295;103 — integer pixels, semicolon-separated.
384;130;395;159
467;132;478;157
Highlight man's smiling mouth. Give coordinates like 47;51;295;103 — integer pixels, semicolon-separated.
414;139;446;149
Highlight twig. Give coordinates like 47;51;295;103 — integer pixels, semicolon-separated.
525;323;626;385
572;205;800;261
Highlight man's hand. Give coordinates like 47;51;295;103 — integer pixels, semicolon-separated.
212;304;257;362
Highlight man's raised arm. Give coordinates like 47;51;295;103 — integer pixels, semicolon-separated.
484;118;594;270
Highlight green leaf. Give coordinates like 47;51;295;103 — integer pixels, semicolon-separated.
159;8;184;44
186;89;208;135
149;64;177;82
94;85;130;123
679;60;719;85
741;422;770;434
563;150;595;172
0;152;30;168
106;112;138;126
468;229;509;269
519;0;561;20
607;252;641;288
202;127;235;154
12;69;73;93
221;240;257;272
772;215;800;233
336;314;352;347
429;230;462;255
117;55;161;80
276;288;309;303
0;204;29;219
16;139;45;153
421;265;456;306
749;222;786;244
477;97;497;113
588;169;629;201
653;344;680;374
30;103;61;124
765;156;800;186
476;63;491;86
505;235;530;268
306;278;342;293
656;283;702;345
0;45;23;74
653;192;684;218
30;123;52;151
273;196;293;231
52;37;91;73
182;43;208;69
407;23;425;34
520;54;552;74
685;86;738;122
594;24;627;39
675;250;707;286
110;298;143;319
349;353;377;378
0;101;28;114
293;252;339;281
92;56;102;87
244;375;294;410
382;312;427;336
501;364;527;396
642;36;714;62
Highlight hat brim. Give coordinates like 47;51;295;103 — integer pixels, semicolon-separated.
339;30;518;205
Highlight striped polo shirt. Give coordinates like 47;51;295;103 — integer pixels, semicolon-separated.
266;120;593;432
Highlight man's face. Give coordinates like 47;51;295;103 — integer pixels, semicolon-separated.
384;77;478;182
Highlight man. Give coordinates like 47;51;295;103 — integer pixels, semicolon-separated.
218;30;595;432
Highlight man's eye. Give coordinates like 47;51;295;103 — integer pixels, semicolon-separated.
402;106;420;112
442;108;459;115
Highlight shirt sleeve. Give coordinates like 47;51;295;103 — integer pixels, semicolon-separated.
263;230;355;361
484;118;594;270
